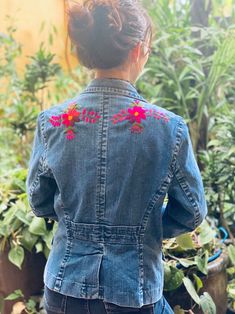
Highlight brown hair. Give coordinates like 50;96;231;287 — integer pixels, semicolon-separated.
67;0;152;69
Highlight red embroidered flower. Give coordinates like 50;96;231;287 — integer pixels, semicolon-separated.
66;129;75;140
48;102;101;140
49;115;61;127
110;100;170;134
130;124;144;133
61;105;80;127
127;106;147;124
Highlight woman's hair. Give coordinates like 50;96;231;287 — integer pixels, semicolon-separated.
67;0;153;69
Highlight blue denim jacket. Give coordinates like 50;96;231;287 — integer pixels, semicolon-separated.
26;77;208;307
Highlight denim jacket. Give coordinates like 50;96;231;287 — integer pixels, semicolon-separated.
26;77;208;307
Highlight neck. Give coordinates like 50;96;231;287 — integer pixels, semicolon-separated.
94;68;136;84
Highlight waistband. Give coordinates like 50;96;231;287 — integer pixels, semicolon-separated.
65;218;143;244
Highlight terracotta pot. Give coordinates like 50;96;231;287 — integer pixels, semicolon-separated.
164;246;229;314
0;242;46;314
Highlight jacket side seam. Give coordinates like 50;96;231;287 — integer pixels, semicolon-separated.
140;117;184;231
28;112;48;214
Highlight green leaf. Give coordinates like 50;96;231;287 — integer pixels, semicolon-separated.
199;292;216;314
183;277;201;304
20;228;38;252
35;242;43;253
228;245;235;266
4;289;24;300
15;209;31;225
177;258;197;268
193;273;203;292
164;264;184;291
197;220;216;245
176;233;195;250
29;216;47;235
195;250;209;275
8;246;24;269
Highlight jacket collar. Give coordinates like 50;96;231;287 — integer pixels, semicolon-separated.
82;77;147;103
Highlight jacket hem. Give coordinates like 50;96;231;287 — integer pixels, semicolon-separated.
44;270;163;308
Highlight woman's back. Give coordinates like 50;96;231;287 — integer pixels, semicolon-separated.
26;77;207;308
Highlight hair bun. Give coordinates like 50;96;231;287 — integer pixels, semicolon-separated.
83;0;122;33
67;0;152;70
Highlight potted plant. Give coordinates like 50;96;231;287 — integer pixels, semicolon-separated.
162;218;230;314
0;167;58;314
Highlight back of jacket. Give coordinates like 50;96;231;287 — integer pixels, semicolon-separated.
26;78;208;307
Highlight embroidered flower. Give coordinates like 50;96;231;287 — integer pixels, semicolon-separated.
127;106;147;124
61;104;80;127
49;102;101;140
110;99;170;133
66;129;75;140
49;115;61;127
130;123;144;133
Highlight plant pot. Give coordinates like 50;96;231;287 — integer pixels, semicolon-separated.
0;242;47;314
164;246;229;314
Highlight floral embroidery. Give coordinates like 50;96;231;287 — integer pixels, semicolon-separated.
49;102;101;140
110;99;170;133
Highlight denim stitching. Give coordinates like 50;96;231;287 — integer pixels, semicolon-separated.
54;213;73;291
80;88;148;103
139;117;184;232
95;93;109;222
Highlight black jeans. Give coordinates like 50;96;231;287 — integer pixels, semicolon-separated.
43;285;174;314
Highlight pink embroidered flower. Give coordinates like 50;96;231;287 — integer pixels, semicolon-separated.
66;129;75;140
110;100;170;134
49;115;61;127
127;106;147;124
62;105;80;127
49;102;101;140
130;123;144;133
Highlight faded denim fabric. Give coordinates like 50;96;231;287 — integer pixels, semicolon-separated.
43;284;174;313
26;78;208;308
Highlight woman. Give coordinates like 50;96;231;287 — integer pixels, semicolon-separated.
26;0;208;313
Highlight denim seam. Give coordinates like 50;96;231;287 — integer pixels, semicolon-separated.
95;93;109;222
171;119;200;228
139;118;184;232
174;164;200;228
138;242;144;306
80;88;148;103
54;213;73;291
28;111;52;215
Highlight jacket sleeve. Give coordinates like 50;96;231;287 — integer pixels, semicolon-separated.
162;119;208;239
26;111;59;222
